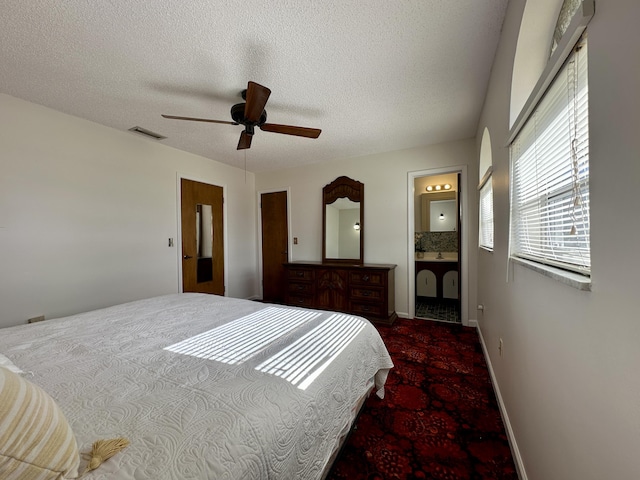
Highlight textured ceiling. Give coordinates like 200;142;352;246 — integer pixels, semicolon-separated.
0;1;508;172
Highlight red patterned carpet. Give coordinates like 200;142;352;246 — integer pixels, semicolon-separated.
327;318;518;480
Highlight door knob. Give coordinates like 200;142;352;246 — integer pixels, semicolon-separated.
183;255;193;259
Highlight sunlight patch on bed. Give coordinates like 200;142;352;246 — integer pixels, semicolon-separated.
256;314;365;390
164;307;320;364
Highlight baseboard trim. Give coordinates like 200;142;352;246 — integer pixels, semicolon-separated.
476;325;528;480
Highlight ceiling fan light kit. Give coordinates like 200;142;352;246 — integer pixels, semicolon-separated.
162;81;321;150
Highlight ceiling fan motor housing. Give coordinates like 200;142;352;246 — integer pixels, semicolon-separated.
231;103;267;135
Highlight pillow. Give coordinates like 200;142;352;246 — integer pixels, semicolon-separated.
0;366;80;479
0;354;23;374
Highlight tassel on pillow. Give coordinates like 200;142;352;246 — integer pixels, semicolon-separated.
0;367;130;480
81;438;130;476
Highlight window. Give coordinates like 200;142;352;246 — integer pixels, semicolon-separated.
479;176;494;250
479;128;494;251
509;38;589;276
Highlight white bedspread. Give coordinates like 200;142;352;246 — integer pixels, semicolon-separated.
0;294;393;479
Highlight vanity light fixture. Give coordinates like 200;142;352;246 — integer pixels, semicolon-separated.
425;184;452;192
354;222;360;231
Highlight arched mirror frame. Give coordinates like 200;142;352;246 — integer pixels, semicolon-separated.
322;176;364;264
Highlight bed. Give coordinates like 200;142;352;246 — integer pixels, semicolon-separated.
0;293;393;479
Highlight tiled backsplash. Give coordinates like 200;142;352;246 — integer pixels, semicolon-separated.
415;231;458;252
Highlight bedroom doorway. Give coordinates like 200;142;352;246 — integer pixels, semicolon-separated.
180;178;225;295
414;173;461;323
260;190;289;303
408;166;468;325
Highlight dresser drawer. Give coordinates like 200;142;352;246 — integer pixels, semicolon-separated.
288;282;314;295
287;268;314;282
350;287;384;303
350;302;385;317
349;271;385;286
287;294;314;308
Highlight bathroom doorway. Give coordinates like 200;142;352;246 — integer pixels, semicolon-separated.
409;168;465;324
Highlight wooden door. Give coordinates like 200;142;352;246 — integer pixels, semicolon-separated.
181;179;224;295
261;191;288;303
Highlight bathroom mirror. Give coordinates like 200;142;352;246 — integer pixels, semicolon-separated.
421;192;457;232
322;176;364;264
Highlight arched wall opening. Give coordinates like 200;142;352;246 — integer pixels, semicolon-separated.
510;0;563;127
479;127;492;179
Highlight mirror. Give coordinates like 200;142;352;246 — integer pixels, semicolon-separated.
421;192;457;232
196;204;213;283
322;176;364;264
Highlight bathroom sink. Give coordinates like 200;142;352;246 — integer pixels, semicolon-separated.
415;252;458;262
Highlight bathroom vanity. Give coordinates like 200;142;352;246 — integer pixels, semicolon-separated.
415;253;459;300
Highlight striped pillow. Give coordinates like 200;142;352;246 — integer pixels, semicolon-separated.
0;366;80;479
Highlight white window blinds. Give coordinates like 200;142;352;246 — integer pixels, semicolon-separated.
510;38;590;275
479;177;494;250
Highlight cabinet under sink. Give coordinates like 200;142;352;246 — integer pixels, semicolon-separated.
416;260;459;300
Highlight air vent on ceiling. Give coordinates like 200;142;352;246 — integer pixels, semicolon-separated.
128;126;166;140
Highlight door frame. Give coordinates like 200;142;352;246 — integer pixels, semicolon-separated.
407;165;469;326
257;187;292;300
176;173;229;295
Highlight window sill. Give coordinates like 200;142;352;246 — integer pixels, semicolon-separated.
479;246;494;253
511;257;591;291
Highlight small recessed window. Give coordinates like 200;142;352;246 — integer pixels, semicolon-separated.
478;128;494;251
479;177;494;250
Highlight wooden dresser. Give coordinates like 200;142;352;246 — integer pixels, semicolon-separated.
283;262;397;325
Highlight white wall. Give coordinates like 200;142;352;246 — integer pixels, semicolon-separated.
255;140;477;321
338;208;360;259
429;199;456;232
475;1;640;479
0;94;258;328
324;204;339;258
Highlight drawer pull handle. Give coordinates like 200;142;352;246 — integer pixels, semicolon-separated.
362;275;370;282
296;272;304;277
362;291;371;297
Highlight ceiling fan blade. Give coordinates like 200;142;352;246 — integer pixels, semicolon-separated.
244;81;271;123
162;114;237;125
237;131;252;150
260;123;322;138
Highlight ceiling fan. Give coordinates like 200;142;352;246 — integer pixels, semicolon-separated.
162;81;321;150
